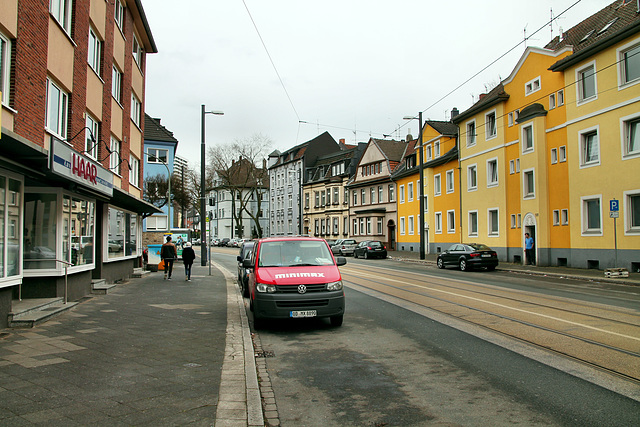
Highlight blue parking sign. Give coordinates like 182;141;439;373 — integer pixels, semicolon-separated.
610;199;619;212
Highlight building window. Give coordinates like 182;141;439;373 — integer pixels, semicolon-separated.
469;211;478;236
408;183;414;202
468;165;477;190
321;191;326;206
426;145;432;160
561;209;569;225
132;34;143;68
580;128;600;167
107;208;138;260
525;76;541;95
129;155;139;187
360;218;365;235
110;137;121;174
622;115;640;158
88;27;102;75
447;210;455;233
399;185;405;203
582;196;602;235
577;63;597;103
434;174;441;196
446;170;454;194
147;148;168;164
131;92;142;127
508;112;514;127
557;89;564;106
0;31;12;105
408;215;414;235
46;78;68;139
333;187;339;204
377;217;383;235
551;148;558;164
511;214;517;229
488;208;499;236
112;66;123;103
487;159;498;187
370;187;376;204
516;158;520;173
50;0;72;34
400;217;406;235
509;159;515;174
344;188;349;205
553;210;560;226
352;190;357;206
559;146;567;162
434;212;442;234
0;174;22;279
517;213;522;228
333;217;339;235
388;185;395;202
549;93;556;109
522;124;534;152
434;141;440;157
85;114;99;160
485;111;497;139
523;169;535;199
352;218;358;235
361;189;366;205
378;186;383;203
619;41;640;86
314;219;319;235
466;121;476;146
304;193;309;209
114;0;125;31
625;191;640;233
343;216;348;235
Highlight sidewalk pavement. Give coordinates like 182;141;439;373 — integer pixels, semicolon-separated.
387;250;640;286
0;260;262;426
1;252;637;426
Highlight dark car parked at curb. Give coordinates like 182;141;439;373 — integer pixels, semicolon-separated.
354;240;387;259
237;240;255;297
436;243;498;271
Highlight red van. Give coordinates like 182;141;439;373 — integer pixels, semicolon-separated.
243;236;347;328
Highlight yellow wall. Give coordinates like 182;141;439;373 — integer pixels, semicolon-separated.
396;172;419;247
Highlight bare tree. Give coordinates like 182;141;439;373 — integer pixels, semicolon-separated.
207;134;272;238
143;174;170;208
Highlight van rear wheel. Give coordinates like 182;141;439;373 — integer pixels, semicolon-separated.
330;315;343;327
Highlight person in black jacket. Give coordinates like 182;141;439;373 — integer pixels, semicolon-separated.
160;236;177;280
182;242;196;281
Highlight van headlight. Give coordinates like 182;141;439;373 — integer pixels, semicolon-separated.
256;283;276;293
326;281;343;291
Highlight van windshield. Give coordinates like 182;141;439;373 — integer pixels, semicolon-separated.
259;241;334;267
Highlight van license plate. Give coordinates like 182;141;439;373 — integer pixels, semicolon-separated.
290;310;317;318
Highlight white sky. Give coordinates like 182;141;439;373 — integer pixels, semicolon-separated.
143;0;608;164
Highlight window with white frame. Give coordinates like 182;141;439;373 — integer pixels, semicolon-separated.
352;218;358;235
487;159;498;187
558;90;564;106
333;187;339;204
377;217;383;234
469;211;478;236
582;196;602;235
621;114;640;158
525;76;541;95
129;155;139;187
400;217;405;235
509;159;515;174
580;128;600;167
522;123;534;152
378;186;383;203
146;215;167;231
88;27;101;75
619;40;640;87
434;141;440;157
466;120;476;146
407;215;414;235
486;111;497;139
132;34;143;68
359;218;365;235
434;174;441;196
523;169;535;199
561;209;569;225
399;185;406;203
112;66;122;103
467;165;477;190
549;93;556;110
131;92;142;127
85;114;99;159
559;146;567;162
110;137;121;174
508;112;514;127
426;145;432;160
314;219;319;235
333;217;339;235
551;148;558;164
553;210;560;226
0;172;22;280
46;78;68;139
0;31;12;105
366;217;372;235
344;216;348;235
516;158;520;172
147;148;168;164
434;212;442;234
446;170;454;193
577;62;597;103
408;182;414;202
517;213;522;228
50;0;72;34
488;208;499;236
370;187;375;204
361;189;366;204
114;0;125;32
625;191;640;233
352;190;357;205
389;184;395;202
511;214;517;228
447;210;455;233
107;207;138;259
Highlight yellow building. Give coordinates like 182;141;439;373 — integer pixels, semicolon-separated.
393;148;420;252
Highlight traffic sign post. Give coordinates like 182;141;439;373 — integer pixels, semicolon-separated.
610;199;619;268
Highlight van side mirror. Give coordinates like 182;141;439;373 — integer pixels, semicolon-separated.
335;256;347;266
242;259;255;269
236;255;242;262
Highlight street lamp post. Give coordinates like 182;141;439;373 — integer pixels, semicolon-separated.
201;105;224;269
403;113;425;260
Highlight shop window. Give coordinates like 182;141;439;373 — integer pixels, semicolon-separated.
0;174;22;281
107;207;138;259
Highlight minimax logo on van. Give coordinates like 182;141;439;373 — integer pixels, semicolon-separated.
274;272;325;279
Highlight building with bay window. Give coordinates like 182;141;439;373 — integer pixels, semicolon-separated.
0;0;159;327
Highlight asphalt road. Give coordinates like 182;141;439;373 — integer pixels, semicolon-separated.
213;248;640;426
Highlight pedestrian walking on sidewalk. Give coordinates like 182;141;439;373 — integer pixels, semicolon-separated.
161;236;177;280
182;242;196;281
525;233;535;266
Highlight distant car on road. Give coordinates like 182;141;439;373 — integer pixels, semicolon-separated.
219;238;230;247
211;238;221;246
331;239;357;256
436;243;498;271
354;240;387;259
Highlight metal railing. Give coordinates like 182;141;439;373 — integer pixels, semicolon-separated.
21;259;74;304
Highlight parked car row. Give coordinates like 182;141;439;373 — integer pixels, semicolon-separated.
211;238;252;247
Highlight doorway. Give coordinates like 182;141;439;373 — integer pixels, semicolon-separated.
523;213;537;266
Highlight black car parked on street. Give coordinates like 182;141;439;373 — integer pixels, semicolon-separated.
436;243;498;271
236;240;255;297
354;241;387;259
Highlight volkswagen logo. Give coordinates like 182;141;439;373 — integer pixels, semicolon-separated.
297;285;307;294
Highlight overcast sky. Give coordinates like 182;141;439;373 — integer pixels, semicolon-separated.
143;0;608;165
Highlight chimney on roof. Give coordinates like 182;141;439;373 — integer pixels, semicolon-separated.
479;93;487;101
450;107;459;121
